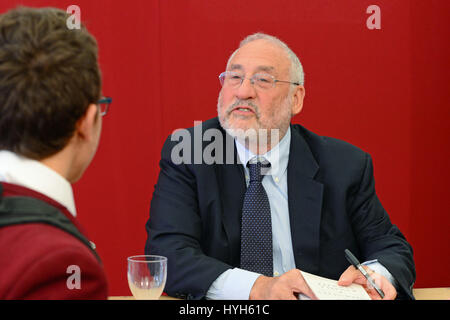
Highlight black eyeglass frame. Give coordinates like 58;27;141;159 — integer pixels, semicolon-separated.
97;97;112;116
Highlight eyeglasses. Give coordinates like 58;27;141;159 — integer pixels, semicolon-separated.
97;97;112;116
219;71;299;90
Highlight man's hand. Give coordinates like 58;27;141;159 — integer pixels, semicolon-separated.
338;265;397;300
249;269;317;300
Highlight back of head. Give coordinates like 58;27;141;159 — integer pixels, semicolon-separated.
0;6;101;160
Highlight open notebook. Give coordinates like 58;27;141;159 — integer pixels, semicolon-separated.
300;271;371;300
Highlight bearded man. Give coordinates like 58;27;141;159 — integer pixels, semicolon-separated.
145;33;415;300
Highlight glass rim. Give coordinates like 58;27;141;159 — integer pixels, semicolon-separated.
127;255;167;263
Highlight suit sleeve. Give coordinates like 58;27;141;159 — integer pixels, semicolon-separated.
145;136;231;300
349;153;416;299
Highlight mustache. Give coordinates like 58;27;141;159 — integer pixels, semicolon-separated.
226;100;260;117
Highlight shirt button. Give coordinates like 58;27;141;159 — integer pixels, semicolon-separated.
274;177;279;183
274;271;280;276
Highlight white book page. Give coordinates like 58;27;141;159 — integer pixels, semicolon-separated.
300;271;371;300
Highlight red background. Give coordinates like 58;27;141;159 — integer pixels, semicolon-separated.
1;0;449;296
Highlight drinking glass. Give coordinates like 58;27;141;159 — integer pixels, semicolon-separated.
127;255;167;300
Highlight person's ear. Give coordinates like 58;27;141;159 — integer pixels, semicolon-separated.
75;103;99;142
291;85;305;116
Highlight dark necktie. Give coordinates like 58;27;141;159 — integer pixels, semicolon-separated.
240;158;273;276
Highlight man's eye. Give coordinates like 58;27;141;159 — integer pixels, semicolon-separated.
230;75;242;80
257;77;271;83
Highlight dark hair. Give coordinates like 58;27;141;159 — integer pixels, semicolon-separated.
0;6;101;159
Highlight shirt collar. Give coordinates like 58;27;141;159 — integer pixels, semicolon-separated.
0;150;77;217
235;126;291;177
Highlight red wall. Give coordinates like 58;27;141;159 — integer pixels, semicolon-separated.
1;0;449;295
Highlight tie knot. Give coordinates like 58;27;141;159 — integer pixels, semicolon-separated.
247;158;271;182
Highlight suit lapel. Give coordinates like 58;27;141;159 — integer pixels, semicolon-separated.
216;129;246;267
287;126;324;274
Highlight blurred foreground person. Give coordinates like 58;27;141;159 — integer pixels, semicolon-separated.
0;6;111;299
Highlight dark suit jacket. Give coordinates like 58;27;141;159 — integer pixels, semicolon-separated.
146;117;415;300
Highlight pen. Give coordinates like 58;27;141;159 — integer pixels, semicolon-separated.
344;249;385;299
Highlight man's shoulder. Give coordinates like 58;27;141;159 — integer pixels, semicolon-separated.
291;124;369;170
0;222;98;262
0;183;103;268
0;223;108;299
160;117;225;160
292;124;367;154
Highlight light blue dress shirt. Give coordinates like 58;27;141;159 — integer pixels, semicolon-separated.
206;127;395;300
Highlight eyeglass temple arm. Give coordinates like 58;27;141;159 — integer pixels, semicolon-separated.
98;97;112;104
274;80;300;86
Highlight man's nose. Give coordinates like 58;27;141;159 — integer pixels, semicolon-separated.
235;78;257;100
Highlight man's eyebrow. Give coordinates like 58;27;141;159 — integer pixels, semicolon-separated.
228;64;276;74
229;64;243;71
255;65;275;73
